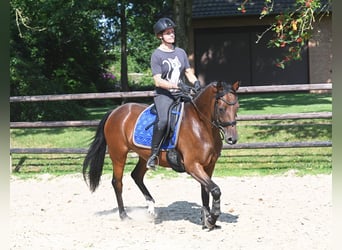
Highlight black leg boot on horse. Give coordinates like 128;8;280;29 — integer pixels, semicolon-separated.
146;125;165;170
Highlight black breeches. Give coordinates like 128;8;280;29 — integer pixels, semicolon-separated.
153;94;175;131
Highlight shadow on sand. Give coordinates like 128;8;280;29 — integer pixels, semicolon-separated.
94;201;239;227
155;201;238;226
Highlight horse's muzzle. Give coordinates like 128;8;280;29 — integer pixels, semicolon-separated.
225;127;238;145
226;137;238;145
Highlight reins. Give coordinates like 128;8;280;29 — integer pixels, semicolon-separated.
189;85;238;133
190;99;219;129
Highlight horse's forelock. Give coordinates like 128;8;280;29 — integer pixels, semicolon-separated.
212;81;235;98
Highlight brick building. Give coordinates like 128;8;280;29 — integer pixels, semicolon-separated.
191;0;332;86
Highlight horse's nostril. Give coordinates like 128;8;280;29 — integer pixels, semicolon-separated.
227;137;237;145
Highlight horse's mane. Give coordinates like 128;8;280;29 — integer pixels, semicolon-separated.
195;81;235;99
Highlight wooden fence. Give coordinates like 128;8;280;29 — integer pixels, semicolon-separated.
10;83;332;155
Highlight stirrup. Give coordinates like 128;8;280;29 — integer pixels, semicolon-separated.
146;154;159;170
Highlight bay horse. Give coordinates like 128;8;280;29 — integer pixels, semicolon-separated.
82;80;240;230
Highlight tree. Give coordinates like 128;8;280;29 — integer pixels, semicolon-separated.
120;1;129;92
98;0;171;91
10;0;175;121
173;0;195;67
238;0;331;68
10;0;108;121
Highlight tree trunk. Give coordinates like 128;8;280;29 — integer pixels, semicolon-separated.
173;0;195;67
120;1;129;93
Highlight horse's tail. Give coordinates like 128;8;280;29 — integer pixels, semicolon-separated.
82;110;112;192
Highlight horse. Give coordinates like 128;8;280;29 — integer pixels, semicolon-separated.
82;80;240;230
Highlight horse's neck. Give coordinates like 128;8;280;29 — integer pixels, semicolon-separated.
189;86;222;145
193;87;216;121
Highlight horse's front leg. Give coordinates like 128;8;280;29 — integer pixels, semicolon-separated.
201;182;221;230
201;184;210;211
191;169;222;230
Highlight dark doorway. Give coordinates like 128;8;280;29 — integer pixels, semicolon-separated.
194;26;308;86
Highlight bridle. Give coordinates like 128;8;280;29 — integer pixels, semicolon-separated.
213;89;238;128
190;85;238;133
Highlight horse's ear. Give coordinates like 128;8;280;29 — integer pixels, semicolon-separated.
215;81;223;88
232;81;240;91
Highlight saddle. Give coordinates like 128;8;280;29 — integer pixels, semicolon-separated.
133;102;183;149
133;102;185;172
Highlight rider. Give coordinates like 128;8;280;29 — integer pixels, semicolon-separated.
146;17;202;170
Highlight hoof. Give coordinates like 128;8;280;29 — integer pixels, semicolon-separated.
119;211;131;220
201;207;220;231
202;224;221;231
146;200;155;217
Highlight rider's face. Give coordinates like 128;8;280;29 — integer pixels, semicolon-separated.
162;28;175;43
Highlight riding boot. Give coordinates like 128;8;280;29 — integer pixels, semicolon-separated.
146;126;165;170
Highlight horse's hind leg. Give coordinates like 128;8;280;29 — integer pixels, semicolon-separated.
109;153;129;220
131;157;156;215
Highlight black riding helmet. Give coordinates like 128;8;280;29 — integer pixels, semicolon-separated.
153;17;176;34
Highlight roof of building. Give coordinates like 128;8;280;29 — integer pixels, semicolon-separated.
192;0;330;19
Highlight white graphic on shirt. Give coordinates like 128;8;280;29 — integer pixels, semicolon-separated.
162;56;181;84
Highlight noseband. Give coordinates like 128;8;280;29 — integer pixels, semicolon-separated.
214;89;238;128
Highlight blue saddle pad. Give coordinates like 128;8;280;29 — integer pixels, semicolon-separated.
133;103;184;150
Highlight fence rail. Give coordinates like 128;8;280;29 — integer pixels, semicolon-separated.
9;83;332;103
10;112;332;128
9;141;332;155
10;83;332;155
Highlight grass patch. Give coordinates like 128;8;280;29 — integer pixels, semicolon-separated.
11;146;331;179
215;147;332;176
11;127;97;148
238;92;331;114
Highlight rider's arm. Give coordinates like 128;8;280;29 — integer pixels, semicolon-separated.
153;74;179;90
184;68;199;85
185;68;201;93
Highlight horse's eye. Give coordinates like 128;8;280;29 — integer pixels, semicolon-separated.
218;107;225;114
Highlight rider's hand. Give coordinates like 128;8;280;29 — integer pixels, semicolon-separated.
170;82;179;89
178;81;192;93
194;80;202;92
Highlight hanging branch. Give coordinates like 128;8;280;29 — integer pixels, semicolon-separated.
238;0;331;69
15;8;46;38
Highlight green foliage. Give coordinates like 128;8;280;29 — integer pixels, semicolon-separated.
12;102;87;122
238;0;331;68
11;0;107;92
269;0;330;68
10;0;169;121
100;0;164;89
10;0;110;121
